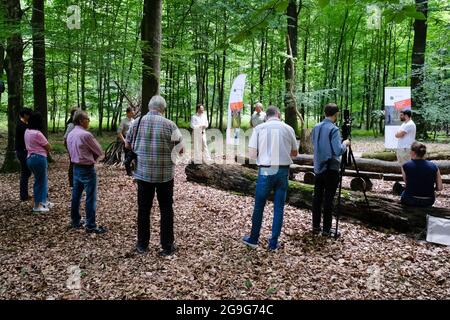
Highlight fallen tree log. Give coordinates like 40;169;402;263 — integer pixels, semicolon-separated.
362;151;450;162
185;163;450;234
292;154;450;175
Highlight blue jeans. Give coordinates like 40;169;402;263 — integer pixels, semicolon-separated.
16;150;31;200
26;154;48;206
249;167;289;247
71;165;97;229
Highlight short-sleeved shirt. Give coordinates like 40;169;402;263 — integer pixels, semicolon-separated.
24;129;49;158
397;120;416;149
126;111;183;183
251;112;266;127
248;118;297;166
403;159;438;198
118;117;132;137
15;120;28;151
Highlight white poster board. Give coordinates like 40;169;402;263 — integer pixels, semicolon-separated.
427;215;450;246
384;87;411;149
226;74;246;145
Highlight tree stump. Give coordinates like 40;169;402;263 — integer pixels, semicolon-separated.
303;172;315;185
350;177;373;192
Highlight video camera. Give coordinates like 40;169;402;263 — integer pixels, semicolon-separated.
341;109;352;141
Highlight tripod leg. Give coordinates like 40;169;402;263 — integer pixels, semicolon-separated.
348;147;371;214
334;162;345;239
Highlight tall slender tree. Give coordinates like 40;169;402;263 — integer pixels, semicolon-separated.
1;0;24;172
141;0;162;114
284;0;300;135
411;0;428;137
31;0;48;137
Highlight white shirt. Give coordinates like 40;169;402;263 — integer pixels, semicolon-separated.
251;111;266;127
397;119;416;149
249;118;298;166
118;117;133;136
190;113;208;131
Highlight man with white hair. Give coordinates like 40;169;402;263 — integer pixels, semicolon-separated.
250;102;266;128
126;95;184;256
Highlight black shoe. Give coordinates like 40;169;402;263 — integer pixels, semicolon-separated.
159;244;177;257
136;246;148;254
86;226;107;234
67;219;85;230
312;227;322;235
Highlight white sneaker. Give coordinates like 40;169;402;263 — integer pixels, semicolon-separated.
44;201;55;209
33;206;50;213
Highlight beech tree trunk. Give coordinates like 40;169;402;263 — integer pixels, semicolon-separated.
1;0;24;173
141;0;162;113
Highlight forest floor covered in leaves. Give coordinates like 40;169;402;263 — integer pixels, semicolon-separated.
1;136;450;300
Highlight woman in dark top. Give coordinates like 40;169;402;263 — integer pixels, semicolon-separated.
401;141;443;207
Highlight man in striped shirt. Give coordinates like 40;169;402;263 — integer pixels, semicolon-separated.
126;95;184;256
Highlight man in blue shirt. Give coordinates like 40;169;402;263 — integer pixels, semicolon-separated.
311;103;350;237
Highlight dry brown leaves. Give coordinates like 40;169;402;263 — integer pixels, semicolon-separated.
1;149;450;300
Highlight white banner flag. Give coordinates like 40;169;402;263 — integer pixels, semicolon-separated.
226;74;247;145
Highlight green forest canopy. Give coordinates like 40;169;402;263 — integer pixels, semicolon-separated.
0;0;449;134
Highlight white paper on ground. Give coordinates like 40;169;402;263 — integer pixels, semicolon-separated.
426;215;450;246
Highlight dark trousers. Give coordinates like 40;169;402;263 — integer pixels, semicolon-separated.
137;179;174;250
68;159;74;188
312;170;340;232
16;150;31;201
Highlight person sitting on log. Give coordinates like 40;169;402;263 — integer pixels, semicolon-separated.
242;106;298;251
400;141;443;207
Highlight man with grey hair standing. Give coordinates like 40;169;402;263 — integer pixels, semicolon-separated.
67;110;106;233
126;95;184;256
250;102;266;128
242;106;298;251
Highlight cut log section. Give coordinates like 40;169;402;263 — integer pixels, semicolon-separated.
185;163;450;234
293;154;450;175
303;172;315;185
362;151;450;162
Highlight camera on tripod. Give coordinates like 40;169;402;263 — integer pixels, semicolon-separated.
341;109;352;141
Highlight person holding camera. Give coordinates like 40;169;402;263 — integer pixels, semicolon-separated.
126;95;184;256
67;111;106;234
311;103;350;237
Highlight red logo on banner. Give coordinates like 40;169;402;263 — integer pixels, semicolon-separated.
394;98;411;111
230;101;243;111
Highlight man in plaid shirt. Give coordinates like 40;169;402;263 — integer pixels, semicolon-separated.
126;95;184;256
